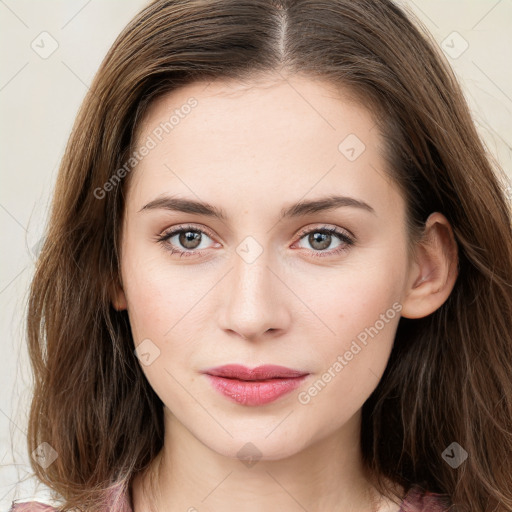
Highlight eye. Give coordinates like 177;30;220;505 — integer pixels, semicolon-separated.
294;225;354;258
155;224;355;259
156;224;218;257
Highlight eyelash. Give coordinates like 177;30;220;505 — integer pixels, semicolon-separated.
155;224;355;259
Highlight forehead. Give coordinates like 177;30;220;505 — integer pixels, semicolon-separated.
136;74;373;142
126;74;399;218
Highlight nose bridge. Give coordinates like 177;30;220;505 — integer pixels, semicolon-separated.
218;234;289;339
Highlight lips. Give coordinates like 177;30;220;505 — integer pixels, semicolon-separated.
202;364;310;406
203;364;309;380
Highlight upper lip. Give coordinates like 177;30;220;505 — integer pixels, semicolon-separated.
203;364;309;380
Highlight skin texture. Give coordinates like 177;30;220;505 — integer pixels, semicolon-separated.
113;74;458;512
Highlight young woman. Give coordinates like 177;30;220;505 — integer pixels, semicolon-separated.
12;0;512;511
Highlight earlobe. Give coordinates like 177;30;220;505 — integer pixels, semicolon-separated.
110;277;128;311
401;212;459;319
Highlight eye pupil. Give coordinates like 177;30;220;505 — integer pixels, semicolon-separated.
309;232;331;250
179;230;201;249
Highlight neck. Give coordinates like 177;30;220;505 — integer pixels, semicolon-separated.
131;407;402;512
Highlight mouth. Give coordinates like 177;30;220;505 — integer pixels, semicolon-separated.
202;364;310;406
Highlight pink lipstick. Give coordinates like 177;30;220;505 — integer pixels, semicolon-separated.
202;364;309;406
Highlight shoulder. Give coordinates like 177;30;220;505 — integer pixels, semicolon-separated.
400;484;451;512
9;502;57;512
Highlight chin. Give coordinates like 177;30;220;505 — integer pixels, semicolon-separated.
204;430;311;463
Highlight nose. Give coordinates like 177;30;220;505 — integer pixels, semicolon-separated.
217;246;291;342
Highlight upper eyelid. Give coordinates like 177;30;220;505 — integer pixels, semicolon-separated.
296;224;354;240
161;223;216;240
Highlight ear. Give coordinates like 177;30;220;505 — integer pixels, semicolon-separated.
110;276;127;311
401;212;459;319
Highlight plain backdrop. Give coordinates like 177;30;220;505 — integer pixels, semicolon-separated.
1;0;511;508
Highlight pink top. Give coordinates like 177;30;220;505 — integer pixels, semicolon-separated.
10;483;449;511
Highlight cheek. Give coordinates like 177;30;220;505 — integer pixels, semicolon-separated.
120;256;200;407
294;246;406;347
122;264;169;343
295;288;402;433
120;236;199;343
119;245;212;392
313;278;400;390
293;247;406;410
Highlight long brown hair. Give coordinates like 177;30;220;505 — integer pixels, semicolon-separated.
25;0;512;510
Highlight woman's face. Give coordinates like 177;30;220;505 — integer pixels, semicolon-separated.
116;74;415;460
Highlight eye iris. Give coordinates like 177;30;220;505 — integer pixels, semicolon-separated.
179;230;201;249
309;232;331;250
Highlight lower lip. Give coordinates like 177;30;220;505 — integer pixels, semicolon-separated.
205;374;308;406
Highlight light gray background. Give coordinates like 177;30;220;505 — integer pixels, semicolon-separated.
1;0;511;508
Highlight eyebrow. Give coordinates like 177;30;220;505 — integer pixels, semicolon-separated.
138;194;375;220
